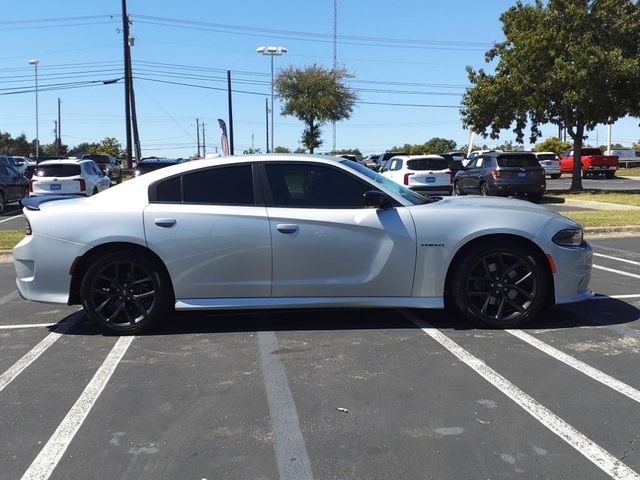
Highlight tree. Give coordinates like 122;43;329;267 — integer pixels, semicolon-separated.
242;147;263;154
0;132;34;156
69;142;100;157
495;141;524;152
535;137;572;156
598;143;624;152
275;65;357;153
273;146;290;153
93;137;125;158
330;148;362;157
461;0;640;191
42;142;69;156
632;140;640;150
422;137;457;154
294;147;307;154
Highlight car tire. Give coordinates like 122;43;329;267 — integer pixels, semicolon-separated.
92;187;99;196
605;171;615;179
582;170;589;178
450;239;548;328
0;192;5;214
479;182;490;196
453;181;464;196
550;174;561;179
528;192;543;203
80;251;172;334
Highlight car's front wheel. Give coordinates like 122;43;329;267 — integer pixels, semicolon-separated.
450;240;548;328
80;251;172;334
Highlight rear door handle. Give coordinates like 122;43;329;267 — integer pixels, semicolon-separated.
276;224;299;234
154;218;176;228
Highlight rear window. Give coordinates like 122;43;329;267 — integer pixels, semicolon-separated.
82;155;110;164
497;155;540;168
36;164;81;177
536;153;556;161
581;148;603;156
407;158;448;170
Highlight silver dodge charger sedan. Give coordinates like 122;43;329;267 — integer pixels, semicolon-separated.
14;155;593;334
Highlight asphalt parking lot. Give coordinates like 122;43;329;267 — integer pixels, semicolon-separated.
0;236;639;479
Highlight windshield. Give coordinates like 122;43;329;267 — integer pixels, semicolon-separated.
340;160;429;205
536;154;556;161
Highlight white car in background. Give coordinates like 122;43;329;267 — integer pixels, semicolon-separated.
534;151;562;179
14;154;592;334
381;155;453;195
29;159;111;197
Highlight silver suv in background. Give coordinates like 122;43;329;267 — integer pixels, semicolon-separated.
454;151;546;202
534;151;561;178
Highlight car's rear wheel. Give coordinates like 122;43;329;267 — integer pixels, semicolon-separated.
479;182;490;196
450;240;547;328
528;192;543;203
453;181;464;196
605;171;615;179
0;192;5;214
80;251;172;334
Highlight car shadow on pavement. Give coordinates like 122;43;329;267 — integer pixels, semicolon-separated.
52;297;639;337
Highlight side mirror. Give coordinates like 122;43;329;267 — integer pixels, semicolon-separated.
364;191;392;209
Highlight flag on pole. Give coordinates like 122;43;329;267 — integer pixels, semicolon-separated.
218;119;230;156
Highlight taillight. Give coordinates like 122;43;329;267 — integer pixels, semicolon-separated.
25;218;32;235
491;170;501;178
403;173;414;185
28;179;35;193
75;178;86;191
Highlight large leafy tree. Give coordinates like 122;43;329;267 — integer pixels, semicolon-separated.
275;65;357;153
461;0;640;190
535;137;572;156
0;132;34;156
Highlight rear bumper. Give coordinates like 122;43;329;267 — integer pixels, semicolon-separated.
409;185;453;196
490;183;545;195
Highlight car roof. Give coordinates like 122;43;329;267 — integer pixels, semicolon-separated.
37;159;89;166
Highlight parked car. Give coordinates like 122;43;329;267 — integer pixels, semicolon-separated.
4;156;34;175
14;154;592;334
439;153;465;176
134;157;187;176
454;151;546;202
377;152;409;171
560;148;618;178
465;149;502;166
0;163;28;213
362;154;380;170
534;151;561;179
381;155;453;195
81;154;122;183
29;159;111;197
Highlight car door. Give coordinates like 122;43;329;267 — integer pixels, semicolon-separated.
467;156;487;192
143;163;272;299
457;158;476;191
262;162;417;297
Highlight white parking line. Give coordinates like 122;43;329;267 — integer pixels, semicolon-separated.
20;336;133;480
593;264;640;280
0;315;79;393
0;323;57;330
0;290;19;307
594;253;640;267
257;331;314;480
590;294;640;300
0;213;23;225
506;329;640;404
404;312;640;480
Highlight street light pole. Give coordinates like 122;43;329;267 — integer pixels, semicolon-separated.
29;59;40;160
257;46;287;153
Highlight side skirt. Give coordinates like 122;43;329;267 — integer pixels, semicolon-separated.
175;296;444;310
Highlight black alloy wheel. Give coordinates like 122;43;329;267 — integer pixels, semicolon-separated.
81;252;171;334
451;241;547;327
479;182;490;196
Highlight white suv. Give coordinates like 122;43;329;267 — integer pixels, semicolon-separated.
29;159;111;197
380;155;453;195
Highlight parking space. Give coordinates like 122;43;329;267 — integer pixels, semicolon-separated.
0;236;639;479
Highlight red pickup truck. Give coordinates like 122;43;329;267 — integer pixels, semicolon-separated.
560;148;619;178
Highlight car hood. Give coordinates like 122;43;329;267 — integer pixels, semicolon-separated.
423;195;568;219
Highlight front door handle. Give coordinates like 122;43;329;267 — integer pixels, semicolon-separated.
154;218;176;228
276;224;299;234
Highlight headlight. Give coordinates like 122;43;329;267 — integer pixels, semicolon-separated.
552;228;584;247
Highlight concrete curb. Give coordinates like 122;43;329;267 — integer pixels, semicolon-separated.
560;198;640;211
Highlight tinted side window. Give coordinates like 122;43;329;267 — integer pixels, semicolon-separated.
265;163;372;208
182;165;254;205
156;176;182;202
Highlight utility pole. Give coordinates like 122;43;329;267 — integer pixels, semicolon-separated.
196;118;201;157
127;36;141;162
227;70;235;155
201;122;206;157
265;98;269;153
121;0;133;168
57;98;62;154
332;0;337;153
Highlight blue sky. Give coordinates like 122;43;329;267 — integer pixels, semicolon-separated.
2;0;638;158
